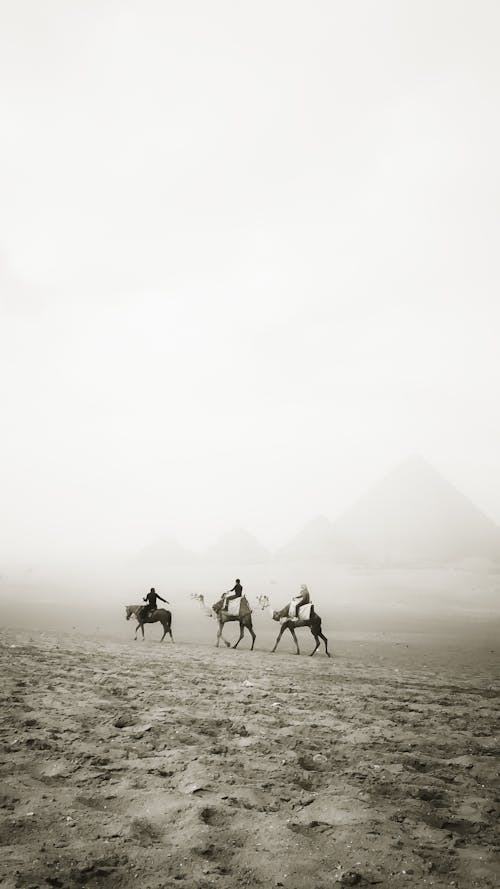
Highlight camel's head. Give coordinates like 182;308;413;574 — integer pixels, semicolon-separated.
271;610;281;622
125;606;134;621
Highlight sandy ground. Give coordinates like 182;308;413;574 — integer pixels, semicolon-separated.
0;617;499;889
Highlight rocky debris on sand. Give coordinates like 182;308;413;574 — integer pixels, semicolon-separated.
297;753;328;771
112;713;136;728
182;783;205;794
338;871;364;885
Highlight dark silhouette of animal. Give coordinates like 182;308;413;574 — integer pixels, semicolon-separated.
211;595;256;650
258;595;331;657
125;604;173;642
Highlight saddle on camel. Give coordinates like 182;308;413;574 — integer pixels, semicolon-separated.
263;585;331;657
212;580;256;649
286;584;313;621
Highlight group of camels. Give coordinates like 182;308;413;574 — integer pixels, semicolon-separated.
125;592;331;656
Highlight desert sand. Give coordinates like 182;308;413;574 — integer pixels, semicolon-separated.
0;610;499;889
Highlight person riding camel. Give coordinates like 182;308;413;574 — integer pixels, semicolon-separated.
288;584;310;620
223;579;243;611
142;587;168;619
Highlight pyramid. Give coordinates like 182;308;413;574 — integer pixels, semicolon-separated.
331;456;500;565
135;536;196;567
204;529;270;564
275;516;365;563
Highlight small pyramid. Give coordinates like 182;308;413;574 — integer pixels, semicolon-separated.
135;536;196;567
204;529;270;564
332;456;500;565
275;516;365;563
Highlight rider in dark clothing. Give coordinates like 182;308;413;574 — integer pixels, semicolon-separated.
142;587;168;618
224;579;242;611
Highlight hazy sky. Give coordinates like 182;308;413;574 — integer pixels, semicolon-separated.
1;1;499;562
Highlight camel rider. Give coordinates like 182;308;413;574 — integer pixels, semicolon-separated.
289;584;310;620
143;587;168;618
224;579;242;611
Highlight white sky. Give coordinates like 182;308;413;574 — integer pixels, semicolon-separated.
1;1;499;562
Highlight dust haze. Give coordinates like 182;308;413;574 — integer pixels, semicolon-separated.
1;0;500;636
1;1;500;580
0;6;499;888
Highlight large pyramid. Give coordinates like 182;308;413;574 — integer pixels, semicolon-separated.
331;456;500;565
275;516;365;563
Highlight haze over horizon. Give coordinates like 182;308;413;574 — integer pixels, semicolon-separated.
1;2;500;568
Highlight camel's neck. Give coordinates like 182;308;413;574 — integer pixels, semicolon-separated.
196;596;213;617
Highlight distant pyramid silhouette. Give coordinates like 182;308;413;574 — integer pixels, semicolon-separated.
276;516;365;563
135;536;196;567
204;529;270;564
332;456;500;564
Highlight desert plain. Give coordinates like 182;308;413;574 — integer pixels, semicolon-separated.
0;589;499;889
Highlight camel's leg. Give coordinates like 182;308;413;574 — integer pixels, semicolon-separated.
319;631;331;657
169;628;174;643
219;617;231;647
232;622;245;649
216;620;231;648
310;633;320;656
160;625;166;641
271;624;287;653
289;626;300;655
249;625;256;651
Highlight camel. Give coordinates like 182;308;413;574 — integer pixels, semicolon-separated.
191;593;256;651
125;605;174;642
258;594;331;657
212;595;256;650
192;594;256;649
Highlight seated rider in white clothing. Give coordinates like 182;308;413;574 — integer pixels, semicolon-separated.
289;584;310;619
